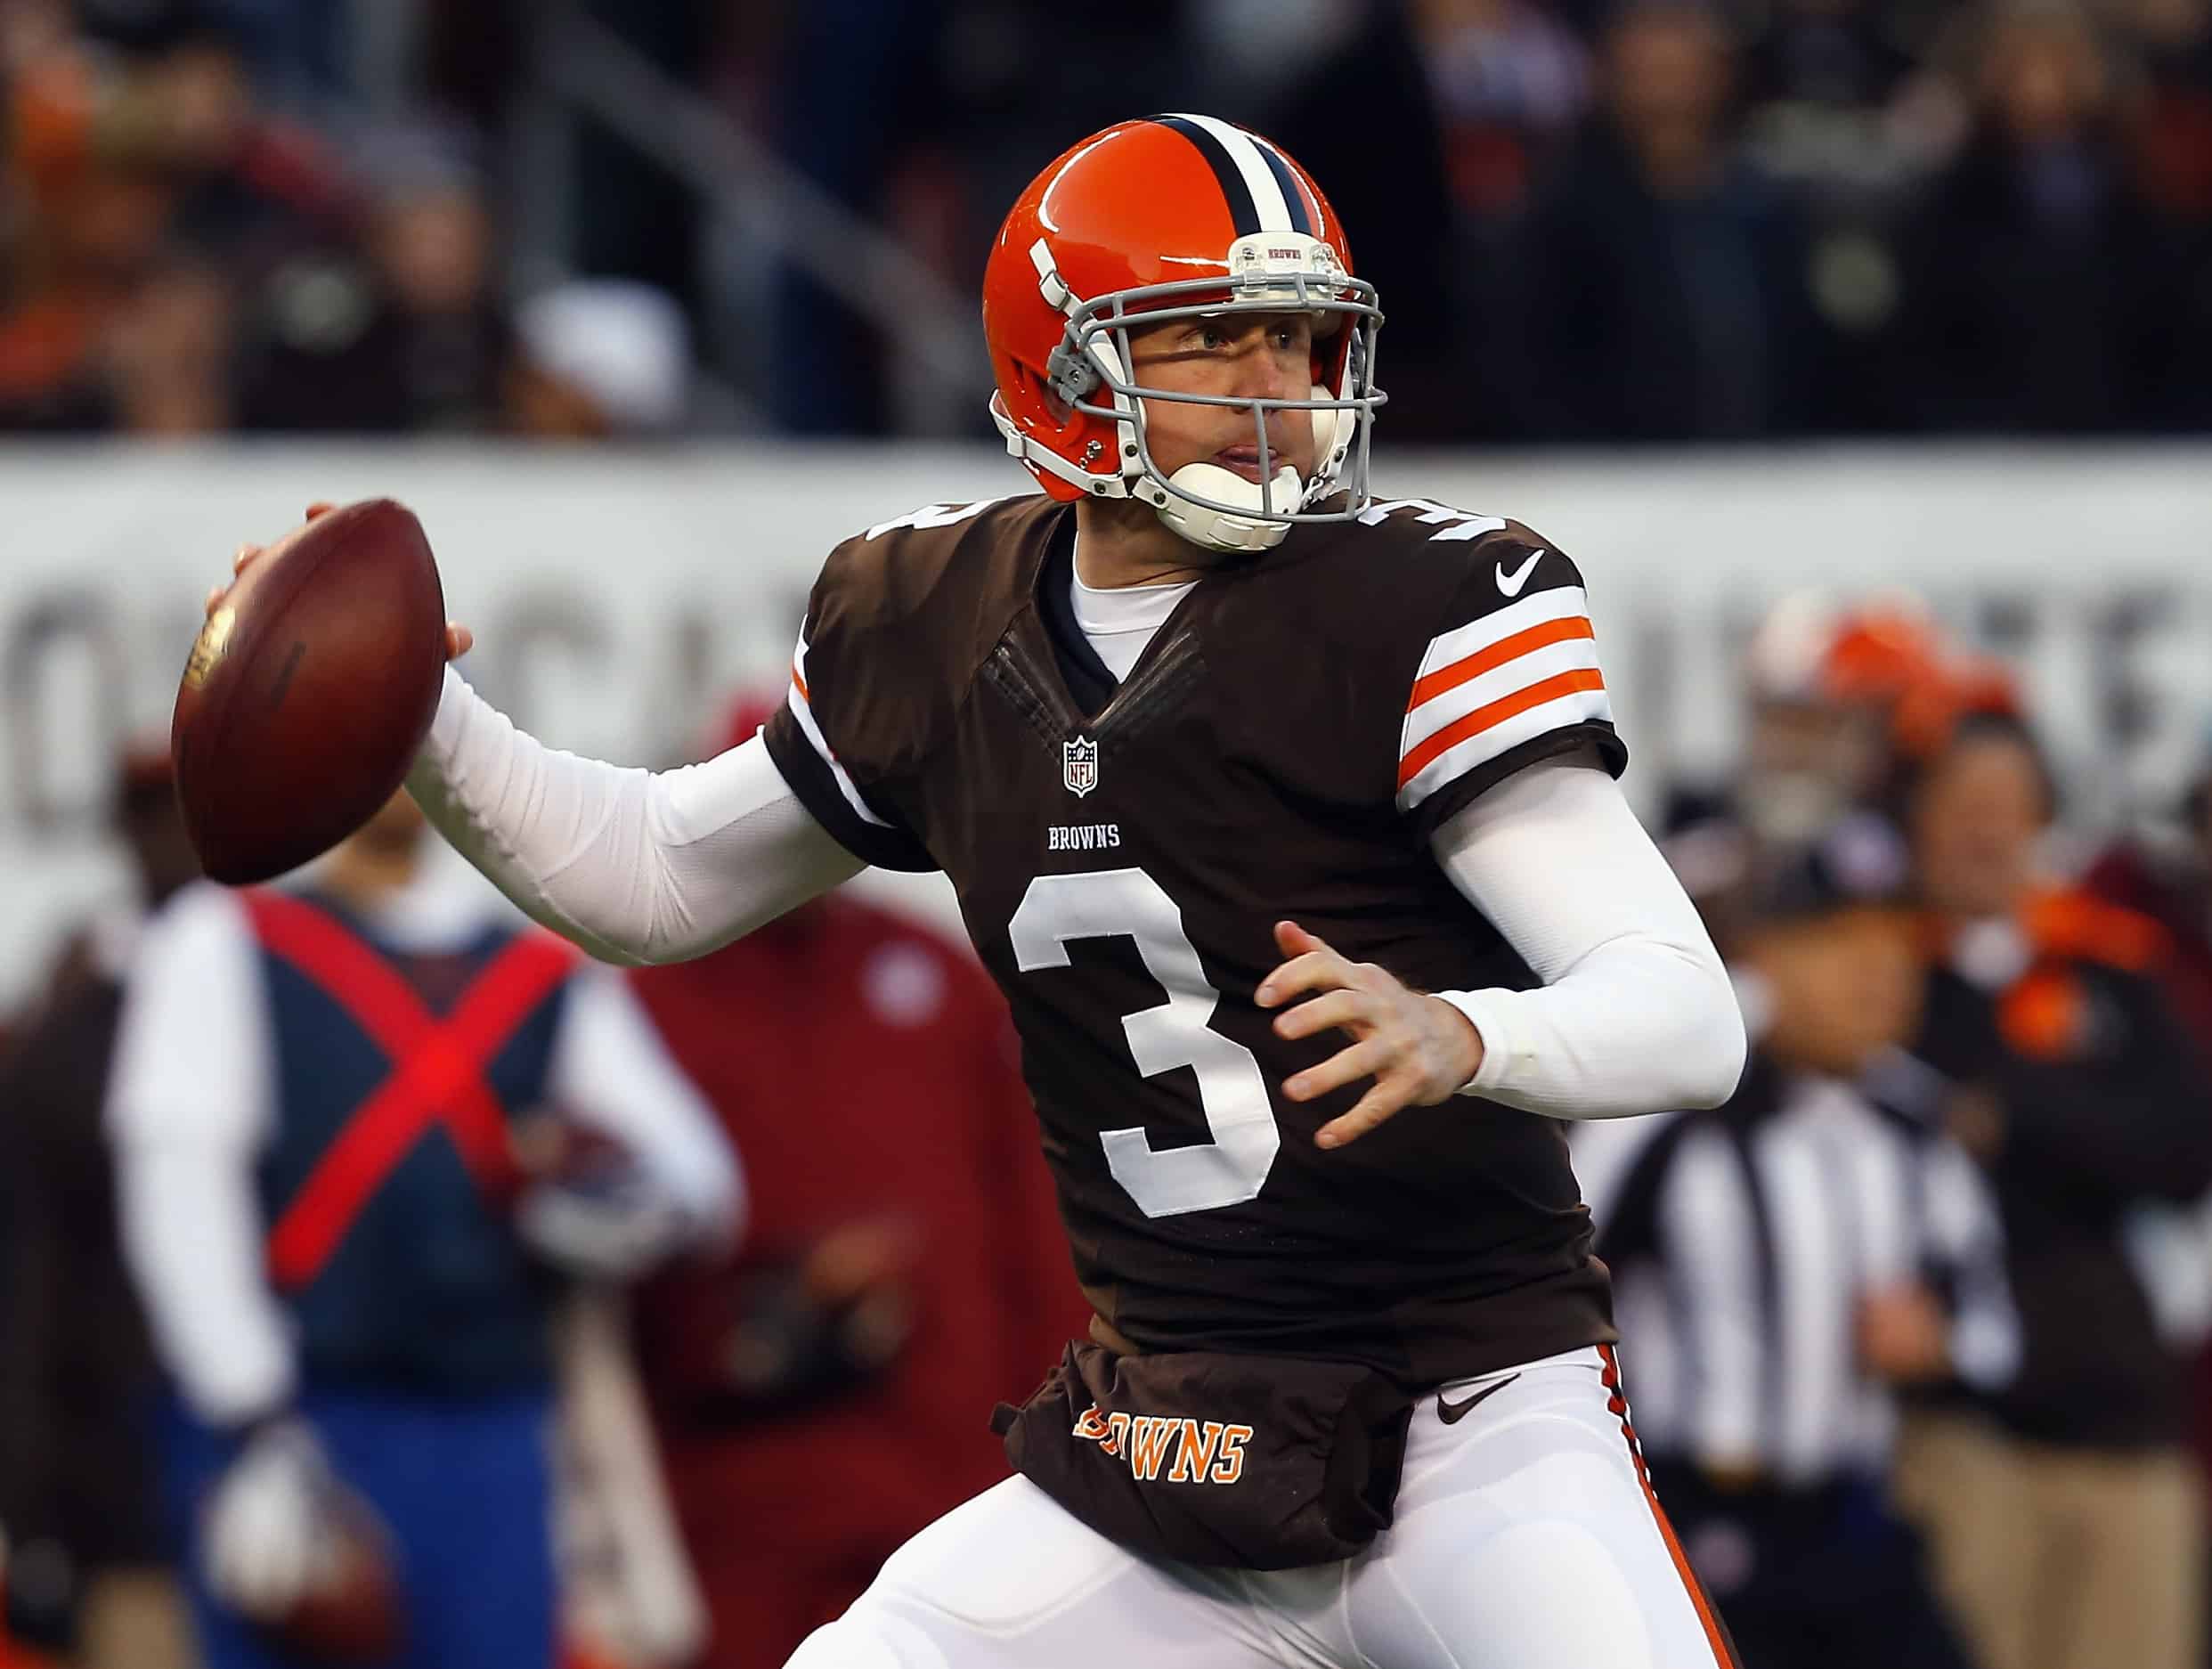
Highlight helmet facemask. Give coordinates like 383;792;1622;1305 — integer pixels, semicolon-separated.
1012;234;1387;554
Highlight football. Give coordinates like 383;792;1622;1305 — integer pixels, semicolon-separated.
266;1494;408;1665
170;500;446;884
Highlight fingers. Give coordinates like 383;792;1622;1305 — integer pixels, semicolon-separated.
305;501;335;519
444;622;474;660
1271;988;1370;1042
1317;1079;1414;1149
232;541;259;575
1255;924;1365;1009
1256;951;1340;1007
205;585;225;616
1285;1036;1392;1103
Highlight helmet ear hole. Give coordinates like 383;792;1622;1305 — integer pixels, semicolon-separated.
1025;365;1072;425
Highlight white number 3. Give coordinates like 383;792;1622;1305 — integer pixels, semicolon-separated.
1010;868;1281;1218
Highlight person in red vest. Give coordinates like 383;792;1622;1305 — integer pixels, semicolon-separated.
625;697;1089;1669
106;791;741;1669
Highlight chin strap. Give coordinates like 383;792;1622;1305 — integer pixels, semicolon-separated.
1153;461;1305;553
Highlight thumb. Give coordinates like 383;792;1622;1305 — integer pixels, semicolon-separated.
305;501;337;520
1274;919;1328;959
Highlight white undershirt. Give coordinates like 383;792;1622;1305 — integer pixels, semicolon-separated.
1069;553;1199;682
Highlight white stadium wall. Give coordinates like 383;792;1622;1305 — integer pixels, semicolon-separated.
0;441;2207;1007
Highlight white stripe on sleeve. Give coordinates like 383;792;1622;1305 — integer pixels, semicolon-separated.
789;629;892;830
1396;585;1613;812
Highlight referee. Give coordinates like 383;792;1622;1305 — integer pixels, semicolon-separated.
1580;844;2013;1669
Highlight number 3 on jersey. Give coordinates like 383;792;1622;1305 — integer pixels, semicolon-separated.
1009;869;1281;1219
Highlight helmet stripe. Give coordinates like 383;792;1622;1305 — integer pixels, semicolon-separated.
1173;114;1297;233
1151;114;1263;235
1250;139;1316;237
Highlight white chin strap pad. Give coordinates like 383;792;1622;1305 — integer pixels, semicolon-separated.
1307;384;1340;463
1154;461;1304;553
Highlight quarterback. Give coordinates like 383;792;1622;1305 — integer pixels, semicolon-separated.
218;118;1746;1667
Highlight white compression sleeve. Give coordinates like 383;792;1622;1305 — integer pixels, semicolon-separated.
107;885;297;1426
1428;758;1745;1119
406;667;865;966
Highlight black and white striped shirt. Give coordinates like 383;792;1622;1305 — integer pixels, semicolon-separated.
1574;1055;2019;1484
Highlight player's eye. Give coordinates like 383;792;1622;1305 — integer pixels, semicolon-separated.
1196;324;1230;351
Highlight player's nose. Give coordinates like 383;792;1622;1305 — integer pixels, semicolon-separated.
1232;346;1300;406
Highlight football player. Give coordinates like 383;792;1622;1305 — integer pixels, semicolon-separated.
217;117;1747;1668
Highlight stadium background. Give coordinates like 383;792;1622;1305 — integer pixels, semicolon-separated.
4;1;2211;1667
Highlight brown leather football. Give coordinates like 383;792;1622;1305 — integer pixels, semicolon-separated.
267;1493;408;1665
171;500;446;884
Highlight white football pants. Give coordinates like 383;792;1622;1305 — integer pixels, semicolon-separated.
785;1346;1736;1669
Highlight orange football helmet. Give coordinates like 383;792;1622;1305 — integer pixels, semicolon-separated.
982;115;1385;553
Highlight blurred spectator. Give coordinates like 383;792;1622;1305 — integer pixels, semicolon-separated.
106;245;232;431
0;745;198;1669
10;0;2212;440
508;279;691;438
1516;0;1821;440
1414;0;1592;221
1899;2;2173;431
762;0;955;435
1663;594;1946;947
107;796;740;1669
2080;736;2212;1052
233;125;509;433
625;699;1087;1667
1231;0;1463;436
1739;0;1925;151
1579;845;1988;1669
1889;707;2212;1669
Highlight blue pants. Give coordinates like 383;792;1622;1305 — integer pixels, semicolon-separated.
163;1388;557;1669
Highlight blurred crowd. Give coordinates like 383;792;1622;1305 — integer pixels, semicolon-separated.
1580;598;2212;1669
0;696;1086;1669
10;0;2212;442
0;0;695;437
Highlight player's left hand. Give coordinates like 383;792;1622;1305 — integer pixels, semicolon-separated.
207;502;474;660
1255;920;1484;1149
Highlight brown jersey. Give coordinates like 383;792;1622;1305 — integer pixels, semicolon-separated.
761;492;1627;1387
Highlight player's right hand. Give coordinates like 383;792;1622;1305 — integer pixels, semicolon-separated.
202;1417;335;1618
207;501;474;661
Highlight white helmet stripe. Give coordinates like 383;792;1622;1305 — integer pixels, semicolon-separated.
1170;113;1296;233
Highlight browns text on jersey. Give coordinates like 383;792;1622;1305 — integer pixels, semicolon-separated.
763;492;1626;1388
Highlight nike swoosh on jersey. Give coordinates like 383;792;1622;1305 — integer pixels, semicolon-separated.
1436;1372;1520;1425
1495;550;1546;597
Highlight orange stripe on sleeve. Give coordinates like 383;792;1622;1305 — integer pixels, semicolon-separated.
792;660;810;704
1397;668;1606;788
1408;615;1596;712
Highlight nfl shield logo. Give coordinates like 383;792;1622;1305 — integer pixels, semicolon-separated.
1062;736;1100;798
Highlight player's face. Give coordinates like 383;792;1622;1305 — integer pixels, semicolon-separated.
1741;698;1878;843
1126;312;1318;487
1910;733;2045;921
1756;908;1923;1076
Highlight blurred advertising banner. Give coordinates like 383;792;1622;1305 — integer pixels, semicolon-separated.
0;442;2206;1006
